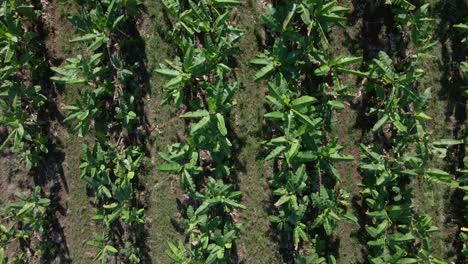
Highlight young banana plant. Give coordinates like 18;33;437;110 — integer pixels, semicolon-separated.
158;142;203;193
80;142;143;227
69;0;142;51
156;21;241;106
86;232;118;264
0;187;50;263
310;186;357;236
51;54;110;137
391;3;436;55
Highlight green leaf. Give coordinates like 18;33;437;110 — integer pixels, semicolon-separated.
266;146;286;161
255;63;275;81
291;109;321;128
213;0;240;7
105;245;118;254
333;56;362;67
167;74;187;88
0;248;5;264
274;195;290;207
100;186;112;198
190;116;210;134
343;211;358;224
291;96;317;108
16;5;35;18
156;68;180;77
387;0;415;10
180;110;209;119
282;4;297;31
427;168;458;188
286;140;300;162
216;113;227;136
393;232;415;242
360;144;381;161
393;119;407;132
372;114;388;132
16;203;34;217
314;65;330;76
415;112;432;121
71;33;98;43
264;111;285;120
432;139;464;146
88;35;107;51
365;220;388;238
157;162;182;173
398;258;418;264
293;224;307;250
427;168;450;177
454;23;468;30
50;76;86;85
327;100;345;110
103;203;118;209
329;153;354;162
336;67;369;77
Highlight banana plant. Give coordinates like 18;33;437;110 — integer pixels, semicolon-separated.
86;232;118;264
120;241;141;264
462;230;468;260
367;51;430;133
157;27;241;106
157;0;242;106
251;40;301;81
0;224;13;264
80;142;143;227
294;236;328;264
269;167;310;250
205;228;239;264
312;55;367;79
158;143;202;193
167;202;241;263
115;93;137;128
262;75;321;162
262;0;348;44
3;187;50;238
310;186;357;235
391;3;436;55
194;178;245;216
51;54;110;137
0;94;47;168
252;0;351;82
0;1;38;61
69;0;142;51
166;240;190;263
160;0;241;36
0;187;50;263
